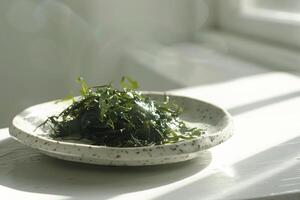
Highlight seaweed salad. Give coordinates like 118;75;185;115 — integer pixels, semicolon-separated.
38;77;205;147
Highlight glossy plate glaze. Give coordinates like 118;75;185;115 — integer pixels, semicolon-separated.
9;93;234;166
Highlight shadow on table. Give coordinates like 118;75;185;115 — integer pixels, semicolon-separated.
0;137;211;199
244;193;300;200
149;134;300;200
228;90;300;116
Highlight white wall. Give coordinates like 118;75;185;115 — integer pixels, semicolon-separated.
0;0;214;127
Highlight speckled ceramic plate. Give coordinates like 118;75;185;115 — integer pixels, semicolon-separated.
9;93;233;166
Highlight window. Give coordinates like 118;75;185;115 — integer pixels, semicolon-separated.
218;0;300;49
245;0;300;14
242;0;300;24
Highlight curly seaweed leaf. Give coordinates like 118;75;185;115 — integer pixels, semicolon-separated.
39;77;205;147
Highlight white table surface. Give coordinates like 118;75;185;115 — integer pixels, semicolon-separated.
1;72;300;200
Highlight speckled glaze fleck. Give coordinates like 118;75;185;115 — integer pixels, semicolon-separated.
9;93;234;166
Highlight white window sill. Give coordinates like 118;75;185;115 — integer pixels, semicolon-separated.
194;29;300;72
